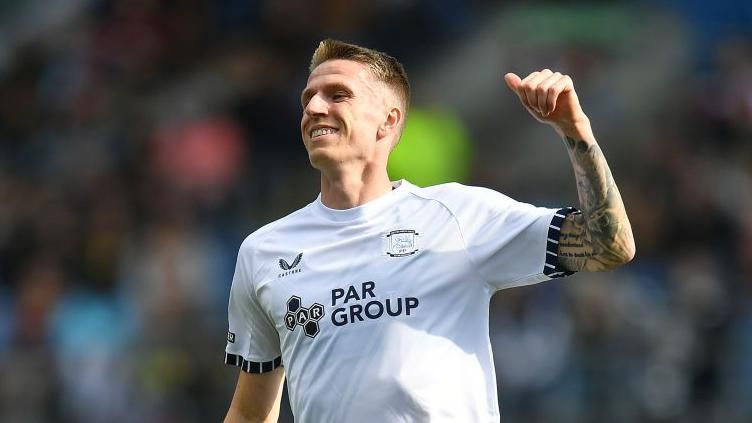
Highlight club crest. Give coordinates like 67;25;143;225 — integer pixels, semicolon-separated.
385;229;420;257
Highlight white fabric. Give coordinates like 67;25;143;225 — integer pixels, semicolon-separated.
225;180;575;422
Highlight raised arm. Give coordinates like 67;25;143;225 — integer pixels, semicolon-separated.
225;367;285;423
504;70;635;272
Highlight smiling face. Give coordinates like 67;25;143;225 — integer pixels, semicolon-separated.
300;59;402;173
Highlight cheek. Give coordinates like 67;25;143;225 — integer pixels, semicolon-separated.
354;105;382;133
336;103;382;140
300;115;310;137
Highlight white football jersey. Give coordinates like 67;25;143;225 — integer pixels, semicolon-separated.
225;180;578;422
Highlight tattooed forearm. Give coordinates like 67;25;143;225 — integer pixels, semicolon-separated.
558;136;635;272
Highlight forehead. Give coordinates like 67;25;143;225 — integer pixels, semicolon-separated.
305;59;376;90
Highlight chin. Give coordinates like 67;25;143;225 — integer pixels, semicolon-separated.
307;150;336;171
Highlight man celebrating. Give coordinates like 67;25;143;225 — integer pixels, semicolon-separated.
223;39;634;422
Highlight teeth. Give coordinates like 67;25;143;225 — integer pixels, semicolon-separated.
311;128;337;138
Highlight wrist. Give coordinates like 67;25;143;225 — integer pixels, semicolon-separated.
553;116;593;142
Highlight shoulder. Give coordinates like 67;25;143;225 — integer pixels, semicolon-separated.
238;205;314;255
406;182;517;214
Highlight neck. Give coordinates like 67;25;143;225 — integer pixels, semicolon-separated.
319;163;393;210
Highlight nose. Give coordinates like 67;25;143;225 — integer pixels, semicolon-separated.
304;93;328;117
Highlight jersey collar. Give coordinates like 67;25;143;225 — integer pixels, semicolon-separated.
310;180;411;223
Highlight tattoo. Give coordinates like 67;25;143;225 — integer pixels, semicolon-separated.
558;243;591;248
557;136;634;272
558;252;598;258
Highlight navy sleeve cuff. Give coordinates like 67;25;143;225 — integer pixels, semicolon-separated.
544;207;581;279
225;352;282;374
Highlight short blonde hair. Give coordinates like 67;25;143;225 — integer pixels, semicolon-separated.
310;39;410;110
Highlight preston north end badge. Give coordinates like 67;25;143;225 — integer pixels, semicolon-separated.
385;229;420;257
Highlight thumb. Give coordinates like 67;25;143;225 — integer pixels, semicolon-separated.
504;72;522;92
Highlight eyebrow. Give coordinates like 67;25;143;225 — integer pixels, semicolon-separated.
300;88;315;106
300;82;353;106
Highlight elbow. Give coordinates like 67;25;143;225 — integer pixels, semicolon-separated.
608;233;636;269
621;229;637;264
609;219;636;267
620;242;636;265
627;238;636;262
591;234;635;272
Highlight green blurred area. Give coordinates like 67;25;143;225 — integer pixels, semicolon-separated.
501;5;637;46
387;107;473;187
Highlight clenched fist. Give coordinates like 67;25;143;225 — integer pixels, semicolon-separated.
504;70;589;134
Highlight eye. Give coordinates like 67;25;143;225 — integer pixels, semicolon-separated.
332;92;349;102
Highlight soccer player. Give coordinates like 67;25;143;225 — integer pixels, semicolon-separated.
223;39;635;422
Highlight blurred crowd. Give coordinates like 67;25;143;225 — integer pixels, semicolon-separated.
0;0;751;422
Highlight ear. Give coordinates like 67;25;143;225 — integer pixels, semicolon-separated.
377;107;402;141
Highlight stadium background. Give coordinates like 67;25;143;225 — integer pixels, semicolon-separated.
1;0;751;422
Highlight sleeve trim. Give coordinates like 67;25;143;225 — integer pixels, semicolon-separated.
544;207;581;279
225;352;282;374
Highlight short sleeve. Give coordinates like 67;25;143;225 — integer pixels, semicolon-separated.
224;244;282;373
450;186;579;290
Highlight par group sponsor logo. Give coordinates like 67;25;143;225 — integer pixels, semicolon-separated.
284;281;420;338
284;296;325;338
